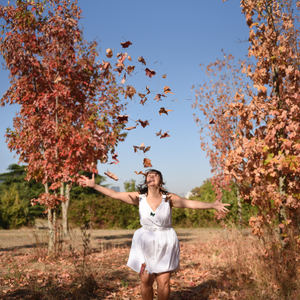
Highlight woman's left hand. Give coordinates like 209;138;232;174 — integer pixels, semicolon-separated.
212;201;230;213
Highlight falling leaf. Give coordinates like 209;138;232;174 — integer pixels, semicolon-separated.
159;107;173;115
162;74;167;78
117;115;129;123
143;146;151;153
160;131;170;139
138;56;146;65
128;55;132;61
209;119;215;124
164;86;173;94
117;53;128;64
143;158;152;168
146;86;150;94
114;66;124;76
104;170;118;181
106;48;113;58
138;93;146;99
101;60;110;71
127;65;135;74
140;97;147;105
109;153;119;165
120;41;132;48
156;129;162;136
154;94;166;102
139;143;145;151
125;85;136;99
133;143;146;153
121;73;126;84
125;125;137;130
134;171;146;176
145;68;156;78
137;119;149;128
112;153;119;162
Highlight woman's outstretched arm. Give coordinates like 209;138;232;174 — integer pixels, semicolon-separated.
170;193;230;213
78;174;139;205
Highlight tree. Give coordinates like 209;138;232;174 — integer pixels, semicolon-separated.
0;0;173;253
0;0;126;253
192;53;249;226
124;179;137;192
222;0;300;242
0;164;45;228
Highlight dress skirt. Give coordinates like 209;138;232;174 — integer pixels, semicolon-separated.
127;194;180;274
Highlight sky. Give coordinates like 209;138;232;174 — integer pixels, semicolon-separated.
0;0;250;195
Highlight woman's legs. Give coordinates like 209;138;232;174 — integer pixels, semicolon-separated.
140;272;156;300
156;272;171;300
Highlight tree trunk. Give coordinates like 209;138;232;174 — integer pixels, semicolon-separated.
45;182;55;255
62;183;70;238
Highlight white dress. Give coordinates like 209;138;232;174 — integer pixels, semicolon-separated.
127;194;180;274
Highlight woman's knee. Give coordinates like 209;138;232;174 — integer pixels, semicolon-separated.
140;273;155;287
156;272;171;289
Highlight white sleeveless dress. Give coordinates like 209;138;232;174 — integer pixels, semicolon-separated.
127;194;180;274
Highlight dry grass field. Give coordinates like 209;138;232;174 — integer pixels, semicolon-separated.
0;222;298;300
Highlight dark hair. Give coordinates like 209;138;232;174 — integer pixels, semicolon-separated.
137;169;168;195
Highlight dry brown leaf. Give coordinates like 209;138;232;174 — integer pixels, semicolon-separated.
164;86;173;94
145;68;156;78
128;55;132;61
106;48;113;58
134;171;146;176
156;129;162;136
154;94;166;102
117;115;129;123
138;93;146;99
125;85;136;99
143;146;151;153
138;56;146;65
140;97;147;105
146;86;150;94
125;125;137;130
121;73;126;84
143;158;152;168
117;53;128;64
120;41;132;48
159;107;173;115
127;65;135;74
133;143;146;153
160;131;170;139
162;74;167;78
104;170;118;181
137;119;149;128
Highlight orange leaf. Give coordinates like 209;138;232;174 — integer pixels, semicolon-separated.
163;86;173;94
138;56;146;65
104;170;118;181
159;107;173;115
143;158;152;168
106;48;113;58
160;131;170;139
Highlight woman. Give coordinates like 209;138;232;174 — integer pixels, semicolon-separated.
79;169;230;300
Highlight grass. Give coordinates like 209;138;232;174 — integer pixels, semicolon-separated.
0;226;299;299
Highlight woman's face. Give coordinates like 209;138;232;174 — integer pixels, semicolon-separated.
146;171;161;187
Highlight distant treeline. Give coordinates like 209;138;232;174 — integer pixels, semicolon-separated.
0;164;256;229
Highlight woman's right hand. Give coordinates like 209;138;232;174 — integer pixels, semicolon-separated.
78;173;95;188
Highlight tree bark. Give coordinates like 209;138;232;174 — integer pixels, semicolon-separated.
45;182;54;255
62;183;70;238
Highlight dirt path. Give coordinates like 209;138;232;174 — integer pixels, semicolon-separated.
0;219;250;254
